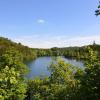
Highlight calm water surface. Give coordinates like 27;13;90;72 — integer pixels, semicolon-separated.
26;57;84;79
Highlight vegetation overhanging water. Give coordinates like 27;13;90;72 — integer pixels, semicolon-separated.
26;56;84;79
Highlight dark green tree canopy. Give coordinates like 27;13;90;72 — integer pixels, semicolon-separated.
95;1;100;16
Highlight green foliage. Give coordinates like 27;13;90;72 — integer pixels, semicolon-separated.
0;37;37;61
26;58;81;100
26;77;49;100
77;47;100;100
36;44;100;61
48;59;81;100
0;66;26;100
1;37;100;61
26;47;100;100
95;1;100;16
0;48;29;75
0;48;28;100
1;36;100;100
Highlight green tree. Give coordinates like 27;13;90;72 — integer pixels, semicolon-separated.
95;1;100;16
0;66;26;100
0;47;29;75
0;48;28;100
78;47;100;100
48;58;80;100
26;58;81;100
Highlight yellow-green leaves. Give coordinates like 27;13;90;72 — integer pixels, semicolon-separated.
26;58;81;100
0;95;4;100
10;77;17;84
0;49;27;100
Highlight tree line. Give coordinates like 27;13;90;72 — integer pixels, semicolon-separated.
0;37;100;61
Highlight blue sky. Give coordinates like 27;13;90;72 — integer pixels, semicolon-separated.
0;0;100;48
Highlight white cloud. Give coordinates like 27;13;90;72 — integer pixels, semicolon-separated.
12;34;100;48
37;19;45;24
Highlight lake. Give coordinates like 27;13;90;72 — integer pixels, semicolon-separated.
26;56;84;79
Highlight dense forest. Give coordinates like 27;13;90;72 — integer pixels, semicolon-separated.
0;36;100;100
0;37;37;61
0;37;100;60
